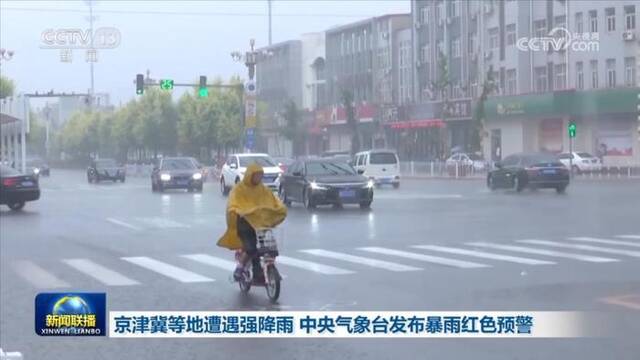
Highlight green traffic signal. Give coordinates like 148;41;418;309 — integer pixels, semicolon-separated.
199;87;208;97
160;79;174;90
568;122;577;138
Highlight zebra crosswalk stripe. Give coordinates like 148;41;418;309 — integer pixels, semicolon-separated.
568;237;640;248
357;247;489;269
62;258;139;286
467;242;618;263
12;260;70;288
517;240;640;258
122;256;214;282
616;235;640;240
300;249;422;272
412;245;555;265
181;254;236;271
277;256;354;275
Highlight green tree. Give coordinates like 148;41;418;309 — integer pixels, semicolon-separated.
279;99;306;156
470;65;496;153
341;89;360;155
0;75;15;99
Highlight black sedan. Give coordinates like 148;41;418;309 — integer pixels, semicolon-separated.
487;153;570;193
0;164;40;211
278;159;374;209
87;158;126;183
151;157;204;192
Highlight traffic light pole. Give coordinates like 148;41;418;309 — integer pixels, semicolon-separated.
569;136;573;178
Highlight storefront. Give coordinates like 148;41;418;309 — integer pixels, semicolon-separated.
484;88;639;165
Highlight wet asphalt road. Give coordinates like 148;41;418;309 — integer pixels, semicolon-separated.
1;169;639;359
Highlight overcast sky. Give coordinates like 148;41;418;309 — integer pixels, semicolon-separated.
0;0;409;106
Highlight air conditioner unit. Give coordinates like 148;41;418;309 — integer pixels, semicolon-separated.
622;31;636;41
446;18;452;25
484;50;493;60
484;3;493;15
471;13;478;21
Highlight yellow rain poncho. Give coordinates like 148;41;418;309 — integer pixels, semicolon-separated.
217;162;287;250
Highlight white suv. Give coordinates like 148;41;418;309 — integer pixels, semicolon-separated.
220;153;282;195
558;152;602;173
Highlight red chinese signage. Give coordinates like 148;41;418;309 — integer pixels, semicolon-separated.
387;119;446;129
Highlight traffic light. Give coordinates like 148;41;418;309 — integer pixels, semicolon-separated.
160;79;174;90
568;122;577;138
136;74;144;95
199;75;208;97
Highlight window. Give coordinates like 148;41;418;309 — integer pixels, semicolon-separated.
420;6;430;25
468;35;476;53
554;15;566;29
535;66;547;93
534;20;547;38
575;12;583;33
421;44;429;62
451;0;459;18
370;152;398;165
506;69;516;95
576;62;584;90
589;10;598;33
506;24;516;46
624;57;636;86
625;6;636;30
488;27;499;49
452;38;461;58
590;60;599;88
437;41;444;56
606;8;615;32
554;64;567;90
606;59;616;88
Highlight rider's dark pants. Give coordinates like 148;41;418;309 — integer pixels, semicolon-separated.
237;216;261;276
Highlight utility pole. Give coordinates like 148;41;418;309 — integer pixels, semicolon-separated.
268;0;273;46
87;0;96;109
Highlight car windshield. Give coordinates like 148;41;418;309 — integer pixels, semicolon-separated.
161;159;196;170
369;153;397;164
577;152;594;158
306;161;356;176
95;159;117;167
238;156;276;167
0;164;21;177
522;154;561;167
468;154;483;161
26;159;44;166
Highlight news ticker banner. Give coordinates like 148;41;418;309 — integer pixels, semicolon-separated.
109;311;595;338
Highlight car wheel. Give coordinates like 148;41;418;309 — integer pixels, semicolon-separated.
572;165;581;175
87;175;92;184
152;181;157;192
513;175;523;192
303;189;316;210
121;177;126;183
487;175;496;191
359;201;372;209
158;183;164;193
197;186;203;193
556;185;567;194
279;186;291;206
187;187;194;192
8;201;25;211
393;182;400;189
235;177;240;184
220;178;229;196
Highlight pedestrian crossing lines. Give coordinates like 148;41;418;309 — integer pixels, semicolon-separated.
9;234;640;289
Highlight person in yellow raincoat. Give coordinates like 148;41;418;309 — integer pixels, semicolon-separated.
217;162;287;282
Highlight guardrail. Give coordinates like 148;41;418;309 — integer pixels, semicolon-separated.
399;161;640;179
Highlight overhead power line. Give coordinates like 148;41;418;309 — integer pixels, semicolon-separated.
0;6;380;18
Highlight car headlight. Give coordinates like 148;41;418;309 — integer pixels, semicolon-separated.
310;181;327;190
160;173;171;181
192;173;202;180
33;168;40;175
366;179;375;188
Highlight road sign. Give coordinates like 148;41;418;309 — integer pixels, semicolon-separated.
160;79;174;90
245;98;256;117
245;128;255;150
245;80;257;96
568;122;576;138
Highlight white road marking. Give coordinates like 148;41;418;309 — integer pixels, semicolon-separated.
12;260;70;288
106;218;142;231
412;245;555;265
121;257;213;282
357;247;489;269
301;249;422;272
277;256;354;275
517;240;640;258
467;242;618;263
375;193;463;200
568;237;640;248
135;217;190;229
181;254;236;271
617;235;640;240
62;259;139;286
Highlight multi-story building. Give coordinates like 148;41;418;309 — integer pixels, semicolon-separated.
409;0;639;165
321;14;411;152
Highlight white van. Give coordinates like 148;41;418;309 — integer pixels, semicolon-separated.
353;150;400;188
